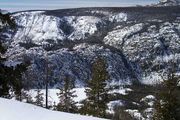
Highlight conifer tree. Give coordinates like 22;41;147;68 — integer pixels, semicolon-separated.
153;64;180;120
56;75;77;113
0;61;13;98
12;63;29;101
0;13;15;98
0;12;29;99
21;90;33;103
82;57;109;118
34;89;44;107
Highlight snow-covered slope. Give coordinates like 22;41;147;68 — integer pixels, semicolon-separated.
13;11;65;44
0;98;107;120
155;0;180;6
2;6;180;88
12;11;105;44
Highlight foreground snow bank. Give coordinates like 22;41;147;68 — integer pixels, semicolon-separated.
0;98;107;120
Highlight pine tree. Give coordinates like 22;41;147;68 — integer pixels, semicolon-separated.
0;63;13;98
0;12;29;99
153;64;180;120
34;89;44;107
56;75;78;113
22;91;33;103
113;106;136;120
82;57;109;118
0;12;15;98
12;63;29;101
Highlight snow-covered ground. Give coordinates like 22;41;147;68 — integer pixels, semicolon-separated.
108;87;133;95
0;98;107;120
27;87;133;115
28;88;86;107
27;87;132;108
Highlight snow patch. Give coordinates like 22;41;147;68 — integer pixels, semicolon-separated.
107;100;124;114
28;88;86;107
0;97;107;120
109;13;127;22
108;88;133;95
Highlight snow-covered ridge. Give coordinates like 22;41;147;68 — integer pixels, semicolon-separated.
2;7;180;88
103;23;144;49
12;11;106;45
13;11;65;44
0;97;107;120
154;0;180;6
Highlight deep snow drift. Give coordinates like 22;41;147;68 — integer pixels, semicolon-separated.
0;98;107;120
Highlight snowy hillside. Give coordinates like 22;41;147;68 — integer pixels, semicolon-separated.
1;4;180;120
0;98;107;120
155;0;180;6
2;6;180;88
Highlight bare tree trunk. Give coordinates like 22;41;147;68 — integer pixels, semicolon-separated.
45;54;49;109
45;77;48;108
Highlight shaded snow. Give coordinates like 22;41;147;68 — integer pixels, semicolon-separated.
126;109;144;120
107;100;124;114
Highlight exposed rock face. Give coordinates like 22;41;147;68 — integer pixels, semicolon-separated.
1;6;180;88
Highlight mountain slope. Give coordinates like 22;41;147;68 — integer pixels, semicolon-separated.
2;6;180;88
0;98;106;120
156;0;180;6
